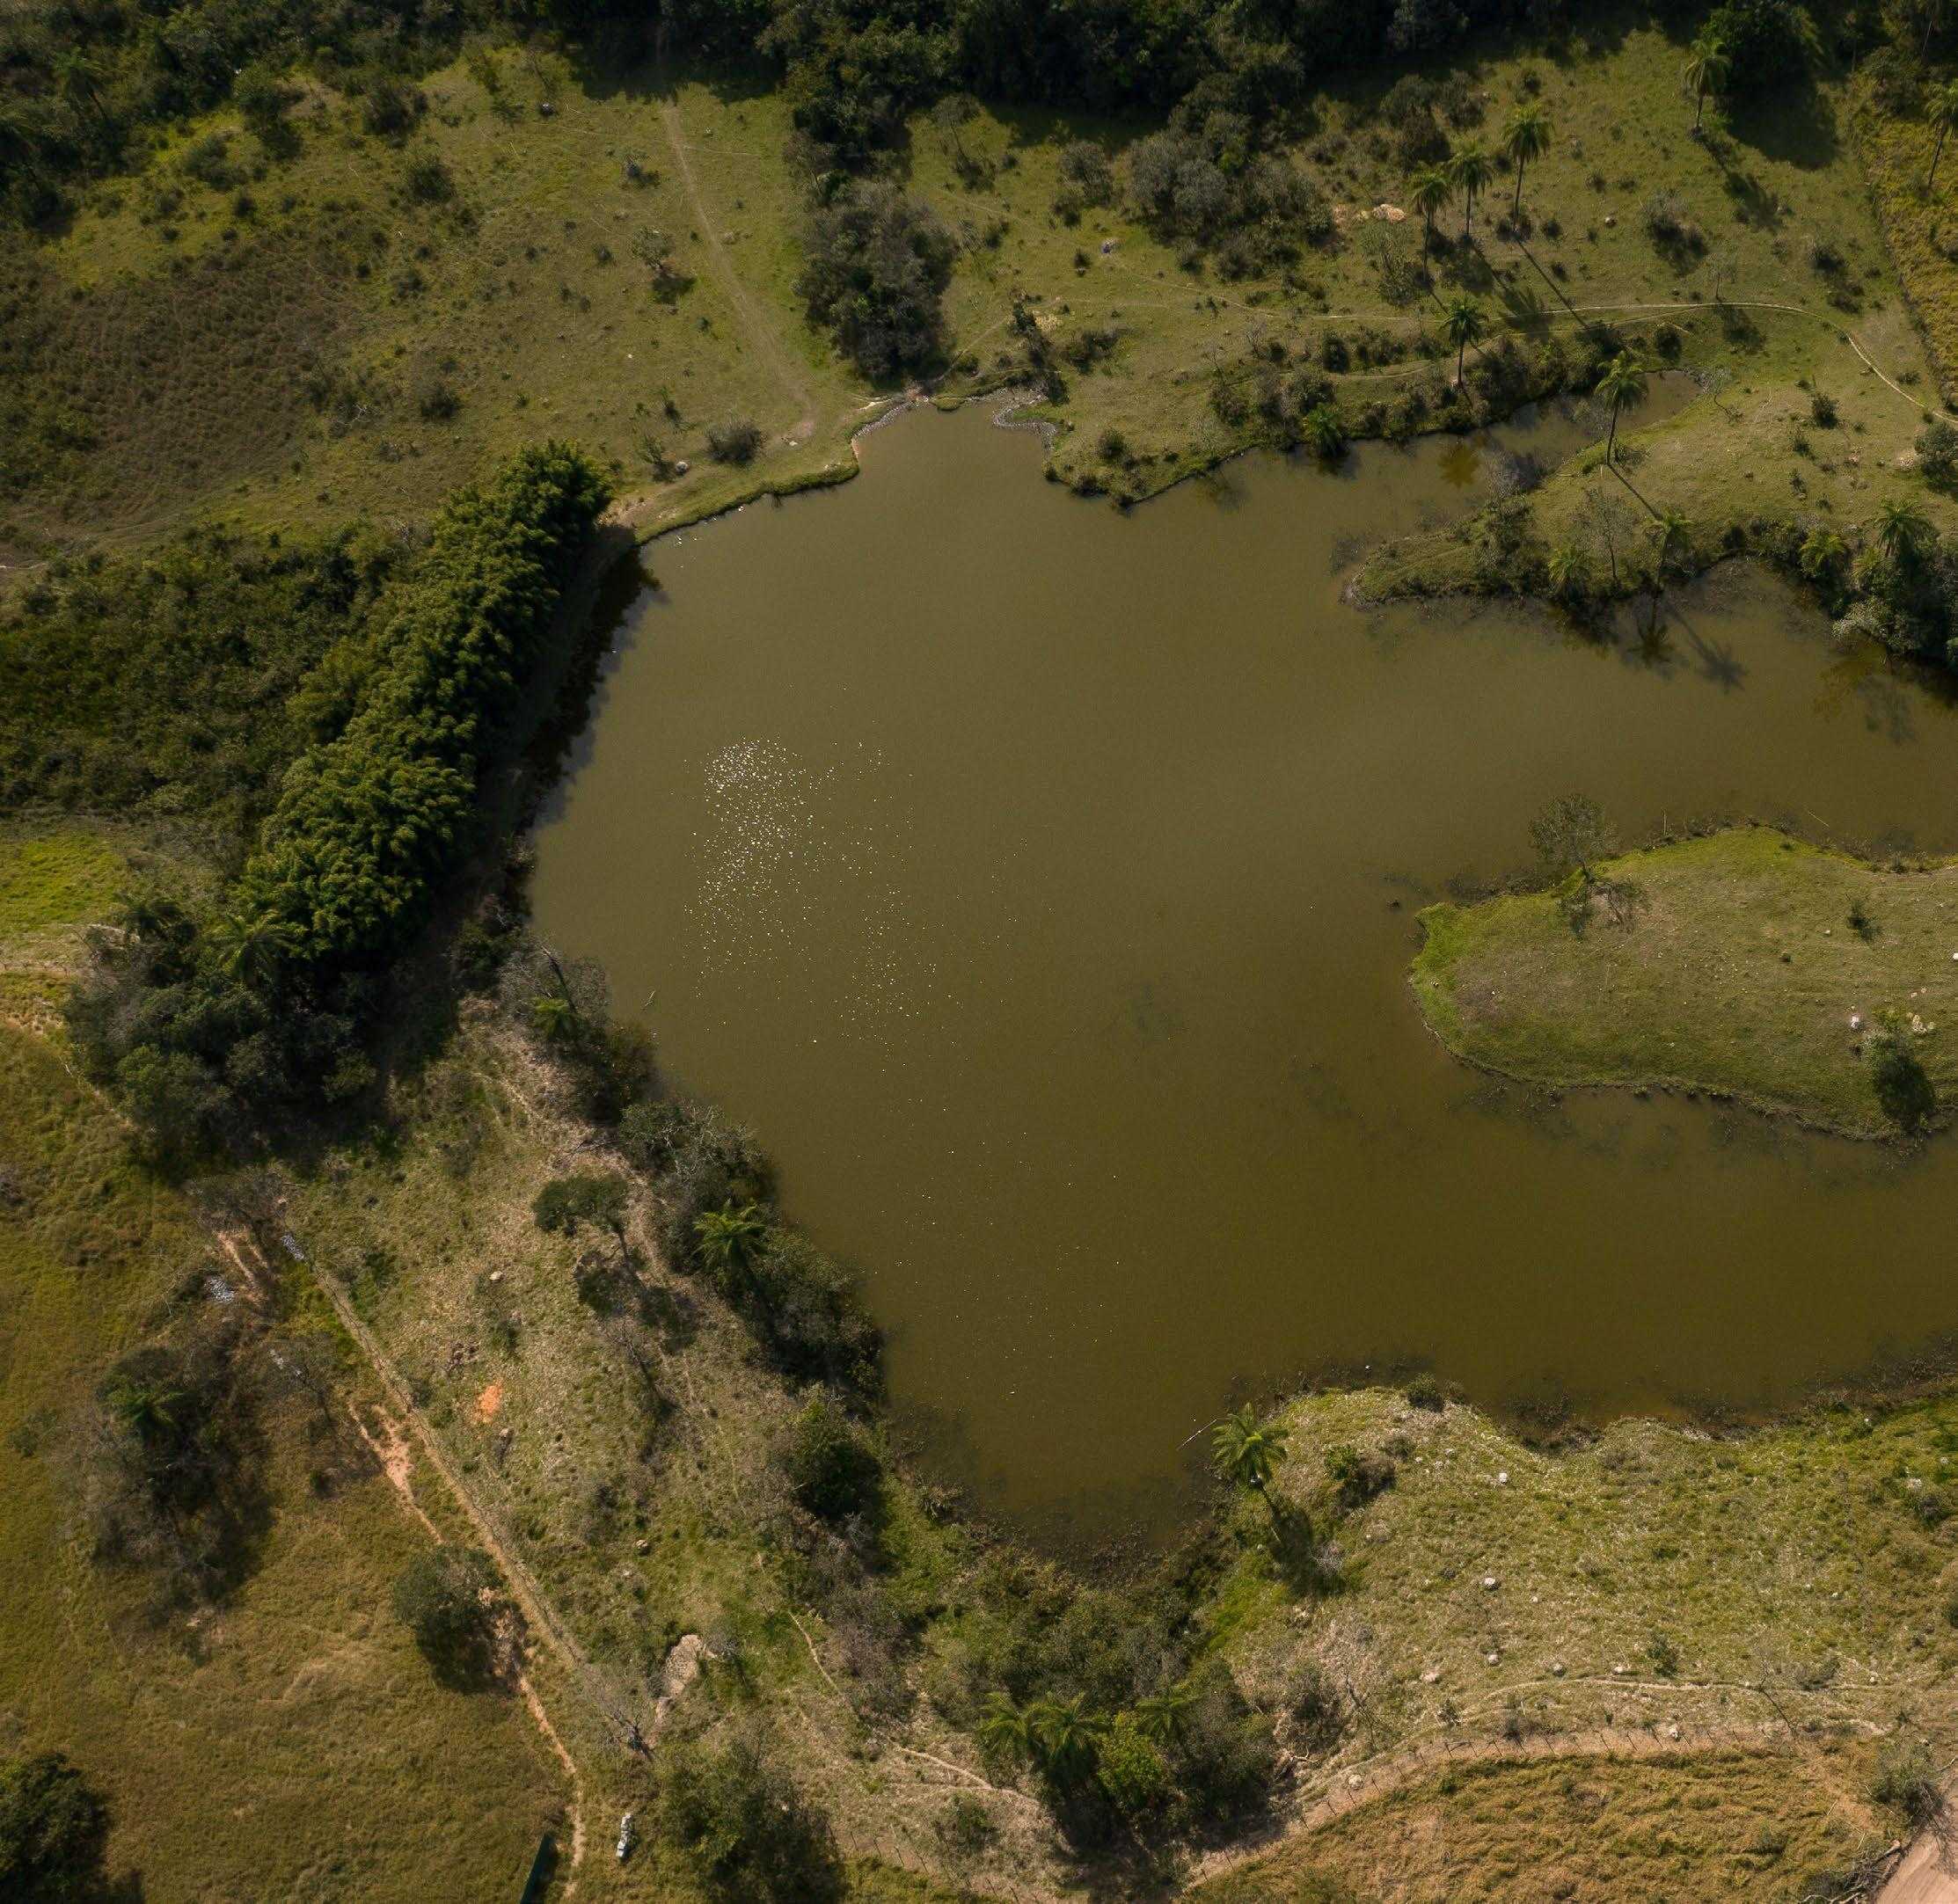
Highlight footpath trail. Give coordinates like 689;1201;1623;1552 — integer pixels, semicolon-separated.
654;86;818;441
225;1223;662;1893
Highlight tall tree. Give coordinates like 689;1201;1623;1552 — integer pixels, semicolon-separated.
1212;1404;1290;1528
1684;33;1729;135
1408;163;1451;268
1501;102;1553;218
1928;78;1958;191
1596;351;1649;460
1449;141;1494;238
1443;295;1486;383
1872;497;1933;567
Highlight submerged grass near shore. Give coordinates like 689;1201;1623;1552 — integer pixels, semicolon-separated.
1411;826;1958;1137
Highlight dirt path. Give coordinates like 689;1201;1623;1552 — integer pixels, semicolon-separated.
347;1404;588;1888
655;89;817;440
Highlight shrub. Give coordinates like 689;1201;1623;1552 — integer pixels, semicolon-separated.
391;1546;501;1684
1326;1443;1395;1506
1872;1737;1943;1829
706;419;763;464
0;1752;109;1900
933;1791;998;1861
1918;418;1958;491
1095;1715;1172;1818
655;1740;844;1903
1057;141;1115;207
782;1398;882;1523
1405;1373;1446;1411
1872;1025;1937;1131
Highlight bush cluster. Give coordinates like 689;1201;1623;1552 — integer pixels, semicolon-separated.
797;181;957;381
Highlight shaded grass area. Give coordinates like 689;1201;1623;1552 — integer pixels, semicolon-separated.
1852;75;1958;407
1190;1748;1877;1903
0;1025;565;1901
1409;825;1958;1136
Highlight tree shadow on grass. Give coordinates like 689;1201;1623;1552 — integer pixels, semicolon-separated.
1727;84;1839;171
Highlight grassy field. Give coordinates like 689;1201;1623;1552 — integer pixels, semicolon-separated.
0;1019;566;1902
1410;825;1958;1136
8;18;1953;562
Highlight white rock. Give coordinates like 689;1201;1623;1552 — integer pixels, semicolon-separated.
1481;1575;1499;1590
1665;1723;1682;1741
1550;1660;1566;1677
1611;1663;1629;1675
1496;1470;1509;1485
1849;1014;1862;1031
1486;1652;1500;1665
1421;1667;1443;1684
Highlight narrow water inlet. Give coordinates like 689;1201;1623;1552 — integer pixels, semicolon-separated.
532;400;1958;1544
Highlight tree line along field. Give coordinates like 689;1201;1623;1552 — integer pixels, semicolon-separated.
3;11;1954;563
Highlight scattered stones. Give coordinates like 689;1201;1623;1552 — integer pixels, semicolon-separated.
488;1269;503;1284
1485;1651;1501;1665
1611;1663;1629;1675
1495;1470;1509;1485
1481;1575;1500;1591
1664;1722;1682;1741
1421;1667;1443;1684
1849;1013;1863;1031
1551;1660;1567;1677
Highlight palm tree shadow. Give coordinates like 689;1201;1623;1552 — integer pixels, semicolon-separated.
1669;602;1749;691
1263;1499;1347;1597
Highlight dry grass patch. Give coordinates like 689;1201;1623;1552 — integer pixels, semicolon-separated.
1191;1747;1879;1903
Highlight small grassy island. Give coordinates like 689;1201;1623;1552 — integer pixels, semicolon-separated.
1413;826;1958;1137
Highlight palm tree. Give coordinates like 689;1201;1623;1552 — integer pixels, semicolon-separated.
1408;162;1451;268
1443;295;1486;384
530;992;577;1042
1546;541;1585;599
106;1375;184;1445
1928;78;1958;192
1683;33;1729;136
1872;497;1933;567
1595;351;1649;460
978;1691;1036;1763
1027;1696;1104;1786
1501;102;1553;219
53;48;105;125
1303;404;1345;459
1798;524;1847;581
208;906;299;992
1450;142;1494;239
1212;1404;1290;1526
1133;1682;1197;1747
1652;506;1692;575
694;1201;769;1288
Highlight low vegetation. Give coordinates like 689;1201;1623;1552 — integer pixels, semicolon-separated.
1413;824;1958;1136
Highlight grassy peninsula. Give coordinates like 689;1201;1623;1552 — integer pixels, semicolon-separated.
1413;826;1958;1136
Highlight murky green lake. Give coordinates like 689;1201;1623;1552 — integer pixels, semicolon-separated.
533;401;1958;1543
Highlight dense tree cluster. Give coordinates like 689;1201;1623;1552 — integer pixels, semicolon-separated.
796;180;957;379
230;442;609;967
63;444;610;1156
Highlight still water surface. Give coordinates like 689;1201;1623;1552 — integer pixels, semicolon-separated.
534;403;1958;1543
